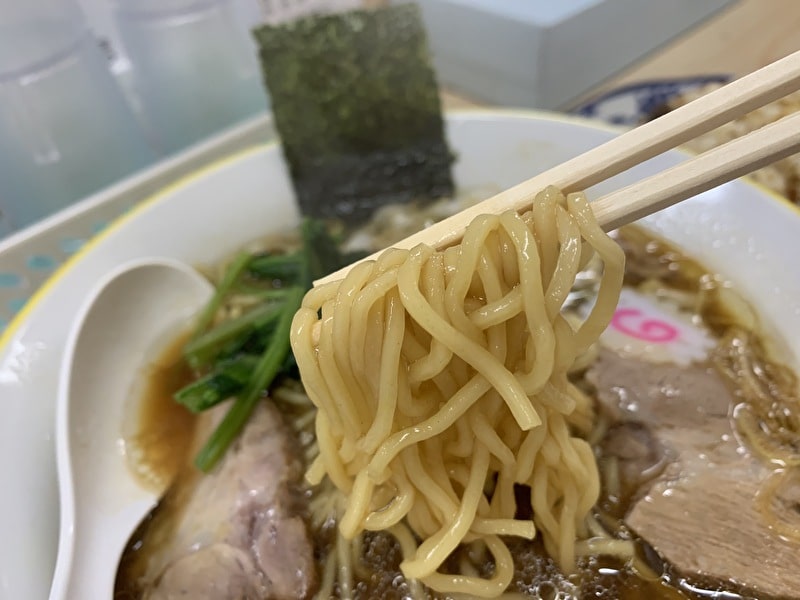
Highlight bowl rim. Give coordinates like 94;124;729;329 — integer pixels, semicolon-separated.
2;107;799;355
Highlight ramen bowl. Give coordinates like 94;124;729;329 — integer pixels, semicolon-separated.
1;110;799;599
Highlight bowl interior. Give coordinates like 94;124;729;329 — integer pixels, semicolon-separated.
1;110;799;599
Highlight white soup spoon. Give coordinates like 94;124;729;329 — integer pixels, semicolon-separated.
49;257;213;599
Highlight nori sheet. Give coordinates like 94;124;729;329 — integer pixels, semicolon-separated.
252;3;454;223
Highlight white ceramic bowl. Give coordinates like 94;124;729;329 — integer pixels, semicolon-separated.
2;110;800;599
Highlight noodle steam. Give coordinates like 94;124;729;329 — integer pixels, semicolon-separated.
291;186;625;596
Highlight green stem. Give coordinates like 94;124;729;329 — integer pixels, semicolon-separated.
189;252;252;343
184;300;282;369
174;355;259;412
247;252;302;282
194;286;304;472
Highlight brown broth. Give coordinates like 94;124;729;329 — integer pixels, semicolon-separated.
122;333;196;493
114;225;797;600
115;333;200;598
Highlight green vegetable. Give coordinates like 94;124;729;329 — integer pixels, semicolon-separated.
184;300;283;369
194;287;302;472
252;4;454;223
188;251;251;343
175;355;259;413
247;252;303;282
182;218;360;472
185;4;458;471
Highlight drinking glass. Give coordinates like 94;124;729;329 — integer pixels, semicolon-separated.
113;0;269;155
0;0;156;232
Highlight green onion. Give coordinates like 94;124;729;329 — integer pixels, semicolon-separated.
247;252;303;282
183;219;361;472
231;284;293;299
188;251;252;342
194;286;303;472
175;355;259;413
184;300;282;369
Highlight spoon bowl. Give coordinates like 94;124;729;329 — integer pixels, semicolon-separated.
49;257;213;600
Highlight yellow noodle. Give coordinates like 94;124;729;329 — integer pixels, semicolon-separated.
368;374;492;477
315;550;338;600
359;289;405;454
420;535;515;598
402;445;491;578
350;268;398;399
398;247;541;430
448;413;476;458
336;528;354;600
408;254;453;385
306;454;326;486
314;413;351;492
471;288;523;329
756;468;800;541
470;409;516;467
340;471;376;538
574;537;636;558
291;186;625;597
472;518;536;539
364;469;415;531
400;445;459;525
331;262;375;425
388;523;427;599
291;309;342;430
317;307;363;435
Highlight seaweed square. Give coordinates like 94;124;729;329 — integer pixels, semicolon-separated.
253;3;454;222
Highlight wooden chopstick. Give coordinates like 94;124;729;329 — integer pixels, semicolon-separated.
592;110;800;230
315;50;800;286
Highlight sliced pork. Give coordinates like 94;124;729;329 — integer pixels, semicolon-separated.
140;400;317;600
588;348;800;598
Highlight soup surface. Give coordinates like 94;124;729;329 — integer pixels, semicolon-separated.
115;216;800;600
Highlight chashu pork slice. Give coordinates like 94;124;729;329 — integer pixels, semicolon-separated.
587;348;800;598
141;400;317;600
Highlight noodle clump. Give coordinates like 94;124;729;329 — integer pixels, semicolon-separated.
291;186;625;596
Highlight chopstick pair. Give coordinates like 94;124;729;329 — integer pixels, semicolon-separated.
317;49;800;286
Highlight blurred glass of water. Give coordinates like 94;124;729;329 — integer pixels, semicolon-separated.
113;0;269;156
0;0;156;233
